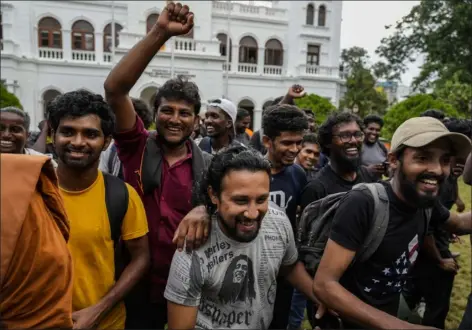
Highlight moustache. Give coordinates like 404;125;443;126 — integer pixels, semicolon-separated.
235;214;262;224
65;146;92;154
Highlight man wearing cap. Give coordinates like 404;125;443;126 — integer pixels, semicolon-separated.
199;98;245;155
313;116;472;329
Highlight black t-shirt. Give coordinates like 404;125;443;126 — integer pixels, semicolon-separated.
269;164;307;230
300;164;376;211
330;181;450;319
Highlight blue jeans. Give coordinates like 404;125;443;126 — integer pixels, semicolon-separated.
288;289;307;329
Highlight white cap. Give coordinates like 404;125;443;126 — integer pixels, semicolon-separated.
207;98;237;134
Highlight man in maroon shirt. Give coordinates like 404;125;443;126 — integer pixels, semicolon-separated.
104;3;211;328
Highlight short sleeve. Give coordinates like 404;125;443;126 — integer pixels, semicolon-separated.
300;180;326;212
121;184;149;240
428;201;451;234
164;251;205;306
98;144;113;174
330;189;375;251
281;219;298;266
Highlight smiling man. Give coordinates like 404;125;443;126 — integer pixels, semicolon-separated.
313;116;472;329
0;107;57;165
361;115;388;180
199;98;244;154
165;147;321;330
295;133;321;181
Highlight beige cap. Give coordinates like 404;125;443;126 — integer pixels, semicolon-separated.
390;117;471;159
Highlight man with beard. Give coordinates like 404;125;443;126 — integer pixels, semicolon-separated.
104;3;213;328
165;147;323;330
0;107;57;165
295;133;321;181
48;90;150;329
234;108;252;146
402;118;468;329
199;98;244;154
313;116;472;329
361;115;388;180
300;112;376;211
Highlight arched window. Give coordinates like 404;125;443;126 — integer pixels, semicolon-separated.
306;4;314;25
38;17;62;48
217;33;232;60
42;89;61;118
318;5;326;27
264;39;283;66
146;13;159;33
239;36;258;64
103;23;123;52
71;20;94;50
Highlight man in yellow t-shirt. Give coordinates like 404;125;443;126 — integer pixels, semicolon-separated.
47;90;150;329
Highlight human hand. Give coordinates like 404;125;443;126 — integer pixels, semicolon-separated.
439;258;459;273
173;205;210;252
287;84;306;99
155;2;194;38
456;199;466;213
72;305;102;329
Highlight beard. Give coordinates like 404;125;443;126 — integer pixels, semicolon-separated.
397;162;445;208
155;124;190;148
330;149;361;172
217;212;262;243
57;146;98;169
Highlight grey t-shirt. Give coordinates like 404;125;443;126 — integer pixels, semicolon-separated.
361;141;387;166
164;203;298;329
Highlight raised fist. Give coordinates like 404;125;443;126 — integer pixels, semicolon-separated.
288;84;306;99
156;2;194;38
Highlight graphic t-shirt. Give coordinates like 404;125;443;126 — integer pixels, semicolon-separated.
164;204;298;329
60;171;149;329
269;164;307;229
329;181;450;324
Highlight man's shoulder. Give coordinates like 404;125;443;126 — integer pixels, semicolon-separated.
264;203;292;226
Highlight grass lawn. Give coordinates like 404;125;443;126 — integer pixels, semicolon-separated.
302;181;471;330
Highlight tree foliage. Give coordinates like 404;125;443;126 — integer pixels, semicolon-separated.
0;83;23;109
433;71;472;117
295;93;337;125
382;94;460;140
376;0;472;91
339;47;390;117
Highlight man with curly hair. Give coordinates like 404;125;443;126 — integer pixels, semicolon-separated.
47;89;150;329
104;3;213;328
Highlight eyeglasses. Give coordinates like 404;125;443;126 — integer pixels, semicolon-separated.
333;131;365;143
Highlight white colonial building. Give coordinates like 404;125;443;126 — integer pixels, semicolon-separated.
1;0;344;129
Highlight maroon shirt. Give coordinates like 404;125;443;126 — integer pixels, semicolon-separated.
114;116;193;303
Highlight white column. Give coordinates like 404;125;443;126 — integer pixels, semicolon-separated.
257;47;265;74
231;44;238;73
95;32;103;62
62;29;72;61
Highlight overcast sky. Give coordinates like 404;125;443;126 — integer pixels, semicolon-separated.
340;1;421;86
245;1;422;86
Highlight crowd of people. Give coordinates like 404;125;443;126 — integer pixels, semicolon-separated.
1;2;472;330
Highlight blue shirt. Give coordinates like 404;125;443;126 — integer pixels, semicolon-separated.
269;164;307;229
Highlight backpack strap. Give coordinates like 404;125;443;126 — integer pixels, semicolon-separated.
353;182;390;263
103;172;129;248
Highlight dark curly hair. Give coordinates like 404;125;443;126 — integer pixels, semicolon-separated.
236;108;251;121
444;118;472;138
318;111;363;156
197;146;271;213
131;98;153;129
47;89;116;137
363;114;384;128
302;133;319;146
262;104;308;140
420;109;445;121
153;75;201;117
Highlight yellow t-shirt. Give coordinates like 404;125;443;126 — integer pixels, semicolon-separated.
60;171;148;329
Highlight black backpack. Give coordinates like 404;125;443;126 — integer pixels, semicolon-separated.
296;182;433;276
103;172;129;280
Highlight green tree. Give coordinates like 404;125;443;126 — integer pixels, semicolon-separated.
295;93;336;125
376;0;472;91
382;94;460;140
433;71;472;117
339;47;390;117
0;83;23;109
